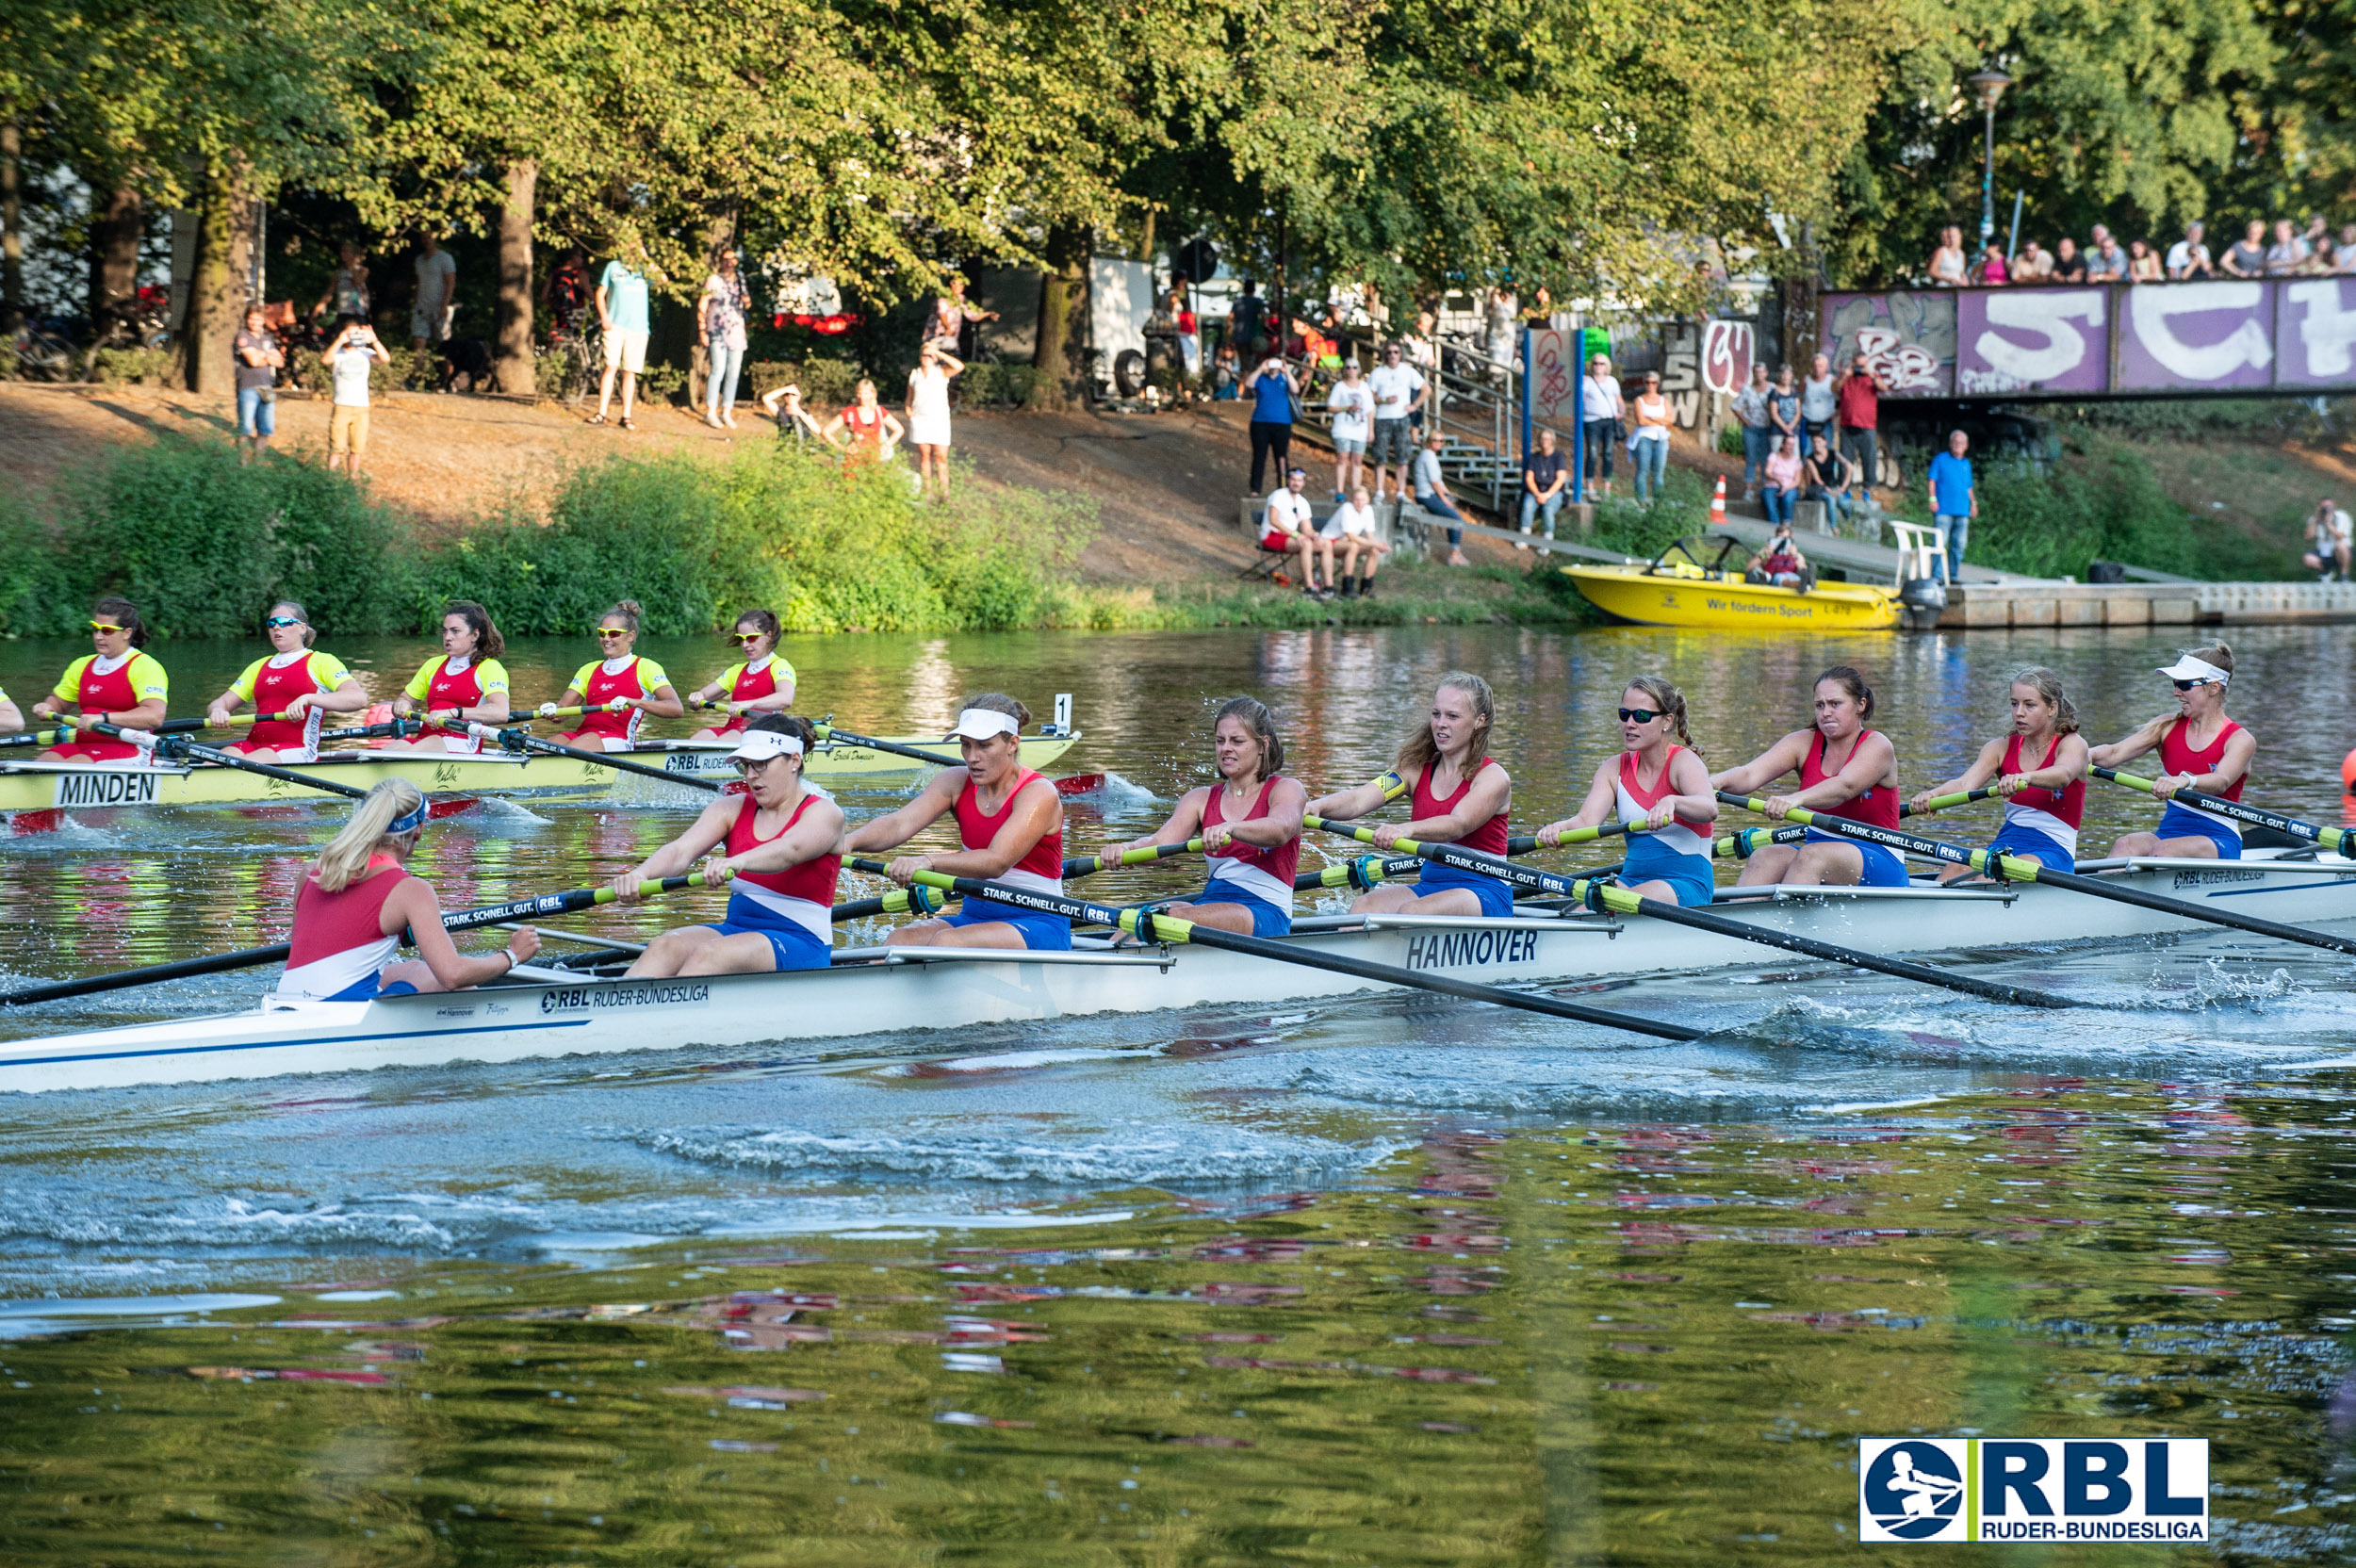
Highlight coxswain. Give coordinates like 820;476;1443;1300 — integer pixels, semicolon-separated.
1909;665;2087;879
382;601;511;753
607;715;843;974
540;599;682;750
1709;664;1907;887
1537;676;1717;906
685;609;797;740
205;600;368;762
30;597;168;762
843;694;1071;950
275;778;538;1001
1305;673;1514;916
1106;696;1304;935
2087;643;2252;859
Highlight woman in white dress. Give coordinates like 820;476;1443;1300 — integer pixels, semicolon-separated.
906;342;963;500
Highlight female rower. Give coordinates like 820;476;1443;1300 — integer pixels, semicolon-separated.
1105;696;1304;935
685;609;797;740
0;688;22;731
30;597;168;762
606;715;843;974
383;600;510;753
2087;644;2252;859
1909;665;2087;880
540;599;682;750
843;693;1070;950
1305;673;1513;916
1708;664;1906;887
275;778;538;1001
1537;676;1717;906
205;600;368;762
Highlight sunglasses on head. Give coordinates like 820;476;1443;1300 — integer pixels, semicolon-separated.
1617;707;1663;724
264;615;305;629
89;621;127;634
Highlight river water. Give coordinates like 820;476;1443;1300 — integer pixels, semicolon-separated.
0;622;2352;1562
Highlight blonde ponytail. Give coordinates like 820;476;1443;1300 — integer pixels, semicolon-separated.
315;778;426;891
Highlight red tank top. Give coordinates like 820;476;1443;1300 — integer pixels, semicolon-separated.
1412;757;1510;854
727;792;839;906
1800;728;1899;829
283;861;411;995
841;404;884;451
71;656;141;716
954;768;1062;888
420;656;490;739
1204;776;1301;888
713;659;784;736
2000;733;2083;825
578;656;652;742
2158;717;2245;801
243;653;331;752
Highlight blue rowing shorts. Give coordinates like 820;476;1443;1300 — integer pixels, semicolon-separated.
1985;822;2074;874
1188;883;1292;937
939;894;1075;951
698;890;832;971
1803;827;1911;887
2155;803;2242;859
1410;858;1516;917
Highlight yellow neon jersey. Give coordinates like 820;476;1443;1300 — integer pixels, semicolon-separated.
230;649;353;702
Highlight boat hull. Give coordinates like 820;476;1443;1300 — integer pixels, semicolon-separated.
1562;565;1899;630
7;855;2351;1093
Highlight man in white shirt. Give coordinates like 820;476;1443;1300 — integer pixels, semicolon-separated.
2165;221;2212;280
1320;483;1391;598
321;315;390;479
1326;362;1374;501
1259;466;1332;596
1366;342;1428;501
411;232;458;356
2304;498;2353;580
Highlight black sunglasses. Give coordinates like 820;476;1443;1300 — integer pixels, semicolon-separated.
1617;707;1663;724
2170;678;2214;692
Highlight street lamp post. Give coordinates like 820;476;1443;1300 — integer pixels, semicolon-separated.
1968;67;2013;249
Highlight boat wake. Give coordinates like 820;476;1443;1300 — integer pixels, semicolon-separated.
0;1193;482;1251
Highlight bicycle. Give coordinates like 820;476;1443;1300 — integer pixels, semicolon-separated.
12;324;77;382
539;318;603;408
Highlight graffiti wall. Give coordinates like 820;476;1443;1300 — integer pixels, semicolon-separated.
1822;278;2356;399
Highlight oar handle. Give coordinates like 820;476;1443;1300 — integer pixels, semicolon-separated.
0;726;82;750
1899;787;1994;818
810;722;965;770
1064;839;1204;878
831;886;948;922
2091;766;2355;856
202;708;336;729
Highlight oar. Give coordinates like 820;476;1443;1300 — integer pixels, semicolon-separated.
1304;814;2079;1008
2092;766;2356;858
0;726;81;752
809;721;967;770
1719;792;2356;958
1900;788;1996;819
79;722;373;802
469;723;724;793
830;886;949;923
0;869;739;1007
1063;840;1204;879
845;858;1703;1041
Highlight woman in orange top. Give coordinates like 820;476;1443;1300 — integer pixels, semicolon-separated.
823;379;905;463
540;599;683;751
31;597;169;762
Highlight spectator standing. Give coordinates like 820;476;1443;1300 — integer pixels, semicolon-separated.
824;378;905;463
2127;239;2164;282
411;232;458;360
1241;353;1302;496
1321;484;1390;597
2337;224;2356;274
1926;429;1978;585
1627;370;1672;505
1518;427;1568;543
233;304;284;466
1799;353;1837;455
320;314;388;480
1767;363;1801;465
2266;219;2308;276
1260;466;1329;596
759;383;825;449
1229;280;1267;356
592;251;653;430
2088;222;2116;255
2221;220;2268;278
1730;363;1773;498
1212;340;1241;400
1976;245;2009;285
2012;239;2053;282
2303;498;2353;580
2084;234;2127;282
1404;310;1440;435
1580;352;1625;498
2303;215;2331;265
2050;237;2087;284
1927;225;1969;286
1760;435;1804;527
2166;222;2213;280
924;276;998;356
1414;432;1472;566
906;342;963;499
1366;341;1427;501
1173;287;1201;380
698;246;752;430
1482;285;1518;373
1325;360;1373;500
310;241;370;329
1835;352;1883;498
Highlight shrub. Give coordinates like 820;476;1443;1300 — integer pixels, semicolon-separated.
1971;434;2291;580
959;363;1041;408
735;357;861;410
87;347;174;385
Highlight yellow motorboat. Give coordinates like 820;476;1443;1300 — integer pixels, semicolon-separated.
1561;533;1905;631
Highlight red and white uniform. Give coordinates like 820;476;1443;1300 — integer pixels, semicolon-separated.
2159;717;2246;841
1413;758;1510;852
1800;729;1900;830
1204;777;1301;909
955;768;1062;895
1999;733;2085;858
225;649;351;760
706;655;793;737
564;654;669;745
401;654;509;753
723;792;840;942
46;650;170;763
277;858;408;1000
1616;747;1710;856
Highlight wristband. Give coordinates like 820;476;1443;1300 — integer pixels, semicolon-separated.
500;946;519;971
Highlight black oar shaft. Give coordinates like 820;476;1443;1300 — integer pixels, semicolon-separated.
2092;766;2356;856
810;723;964;770
93;725;372;801
480;726;723;792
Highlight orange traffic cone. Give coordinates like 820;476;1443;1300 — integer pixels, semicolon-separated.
1709;475;1727;528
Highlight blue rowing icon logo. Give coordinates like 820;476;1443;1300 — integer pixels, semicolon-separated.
1863;1441;1965;1539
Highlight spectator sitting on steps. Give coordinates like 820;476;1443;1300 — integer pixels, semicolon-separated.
1415;432;1473;567
1321;484;1391;598
1760;434;1804;529
2304;498;2353;581
1260;466;1331;598
1518;427;1568;545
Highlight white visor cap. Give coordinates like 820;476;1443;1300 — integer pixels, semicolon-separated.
726;728;806;761
2155;654;2230;686
950;708;1022;742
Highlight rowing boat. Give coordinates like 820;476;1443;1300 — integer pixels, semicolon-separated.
0;730;1080;819
8;849;2350;1093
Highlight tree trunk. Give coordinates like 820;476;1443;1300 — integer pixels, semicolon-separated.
1;121;23;335
88;186;142;345
174;165;246;395
1028;225;1088;411
492;158;536;396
